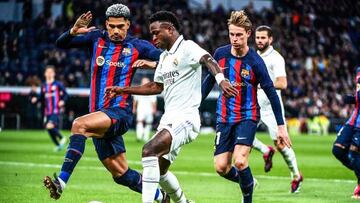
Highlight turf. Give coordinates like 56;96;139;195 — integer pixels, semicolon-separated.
0;130;357;203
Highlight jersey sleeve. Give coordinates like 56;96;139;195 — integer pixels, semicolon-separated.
154;55;164;83
136;40;162;61
186;41;209;67
273;53;286;78
56;30;100;49
254;59;284;125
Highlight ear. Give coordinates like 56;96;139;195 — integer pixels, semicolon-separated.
247;30;252;38
126;19;131;27
269;36;273;45
105;20;109;29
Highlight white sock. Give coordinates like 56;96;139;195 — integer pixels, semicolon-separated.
142;156;160;203
280;147;300;179
144;124;152;141
57;177;66;189
136;122;144;141
252;137;270;154
160;171;187;203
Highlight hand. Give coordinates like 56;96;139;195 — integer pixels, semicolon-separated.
219;80;238;98
58;100;65;107
70;11;96;35
104;86;124;99
31;97;37;104
132;60;157;69
276;125;292;148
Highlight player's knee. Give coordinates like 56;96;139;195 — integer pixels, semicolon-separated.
71;118;87;134
46;123;54;129
332;144;346;160
215;163;231;176
234;159;248;170
142;142;156;157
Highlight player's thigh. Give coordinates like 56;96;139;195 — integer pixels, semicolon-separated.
334;124;354;149
72;111;112;137
260;111;279;140
101;152;128;177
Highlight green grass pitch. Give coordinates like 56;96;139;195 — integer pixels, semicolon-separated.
0;130;357;202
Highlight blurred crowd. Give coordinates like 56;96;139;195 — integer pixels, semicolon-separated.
0;0;360;121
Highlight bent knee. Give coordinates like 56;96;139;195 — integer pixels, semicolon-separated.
142;142;156;157
234;159;248;170
215;164;231;176
71;118;87;134
46;123;55;129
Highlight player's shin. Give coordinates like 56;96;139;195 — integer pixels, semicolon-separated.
160;171;187;203
252;137;270;154
333;145;353;170
221;166;240;183
142;156;160;203
238;167;254;203
280;147;300;179
47;129;60;146
349;150;360;183
58;134;87;187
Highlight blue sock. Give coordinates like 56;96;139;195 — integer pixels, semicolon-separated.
332;145;353;170
59;134;87;183
113;168;161;200
349;150;360;183
239;167;254;203
50;128;63;139
47;129;59;146
221;166;240;183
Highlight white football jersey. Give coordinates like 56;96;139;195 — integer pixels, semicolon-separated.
134;95;156;115
154;35;208;121
257;46;286;112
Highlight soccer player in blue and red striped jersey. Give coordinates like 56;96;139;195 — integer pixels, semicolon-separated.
201;10;291;203
332;66;360;199
43;4;169;202
31;65;68;151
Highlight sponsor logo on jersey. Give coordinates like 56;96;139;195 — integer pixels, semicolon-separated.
96;56;105;66
163;70;179;86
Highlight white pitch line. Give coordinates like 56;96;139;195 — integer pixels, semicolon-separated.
0;160;355;184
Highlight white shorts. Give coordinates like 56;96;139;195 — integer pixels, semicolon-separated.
154;115;200;163
137;112;153;124
260;110;285;140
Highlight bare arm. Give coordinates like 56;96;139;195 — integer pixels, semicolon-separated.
274;76;287;90
199;54;238;98
105;82;163;99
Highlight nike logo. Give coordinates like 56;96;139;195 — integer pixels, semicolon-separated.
98;45;108;48
220;66;229;70
237;137;247;140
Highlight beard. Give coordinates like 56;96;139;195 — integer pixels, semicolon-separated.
256;42;270;52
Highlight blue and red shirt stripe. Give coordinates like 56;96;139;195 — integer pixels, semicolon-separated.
40;81;67;116
346;67;360;127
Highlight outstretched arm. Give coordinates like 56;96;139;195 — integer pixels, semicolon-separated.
200;54;238;98
105;82;163;99
56;11;96;49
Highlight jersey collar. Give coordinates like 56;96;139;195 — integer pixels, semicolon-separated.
167;35;184;54
257;45;274;57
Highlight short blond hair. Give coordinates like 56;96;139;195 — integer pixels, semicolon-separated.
227;10;252;31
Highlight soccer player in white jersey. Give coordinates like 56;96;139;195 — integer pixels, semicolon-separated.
134;77;157;142
105;11;237;203
254;25;303;193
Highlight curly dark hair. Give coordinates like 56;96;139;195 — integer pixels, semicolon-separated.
149;11;180;31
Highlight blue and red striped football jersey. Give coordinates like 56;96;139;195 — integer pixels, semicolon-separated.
56;30;162;113
40;81;68;116
346;67;360;127
202;45;284;125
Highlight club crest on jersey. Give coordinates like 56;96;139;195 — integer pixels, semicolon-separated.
96;56;105;66
241;69;250;78
51;85;56;91
122;48;131;56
